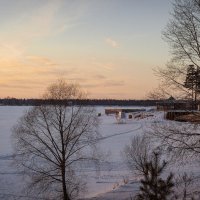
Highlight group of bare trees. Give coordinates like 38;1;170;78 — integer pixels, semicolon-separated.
125;1;200;199
148;0;200;160
124;134;200;200
143;0;200;199
149;0;200;101
10;1;200;199
152;0;200;172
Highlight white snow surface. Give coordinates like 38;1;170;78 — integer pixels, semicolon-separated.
0;106;172;199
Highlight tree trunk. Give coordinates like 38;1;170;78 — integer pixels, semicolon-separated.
62;165;71;200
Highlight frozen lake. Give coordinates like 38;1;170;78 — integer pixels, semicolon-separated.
0;106;166;199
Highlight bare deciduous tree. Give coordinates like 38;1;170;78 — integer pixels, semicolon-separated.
150;0;200;100
149;122;200;199
163;0;200;65
147;2;200;197
124;135;175;200
124;135;152;175
147;84;174;100
12;80;100;200
150;123;200;162
174;173;200;200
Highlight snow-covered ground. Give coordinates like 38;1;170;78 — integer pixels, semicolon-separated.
0;106;29;199
0;106;175;199
82;106;164;199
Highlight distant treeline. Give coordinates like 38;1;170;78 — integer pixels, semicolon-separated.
0;98;160;106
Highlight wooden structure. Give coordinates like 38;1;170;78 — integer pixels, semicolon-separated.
157;102;196;111
165;110;200;120
105;108;145;115
157;97;197;111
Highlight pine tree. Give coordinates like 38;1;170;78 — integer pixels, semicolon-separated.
135;152;174;200
184;65;200;103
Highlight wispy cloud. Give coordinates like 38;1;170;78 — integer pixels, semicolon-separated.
91;57;115;71
93;74;106;80
23;0;84;38
82;79;125;88
0;0;85;58
103;80;125;87
26;56;58;67
105;37;119;48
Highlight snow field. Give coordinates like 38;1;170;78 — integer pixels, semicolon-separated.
0;106;166;199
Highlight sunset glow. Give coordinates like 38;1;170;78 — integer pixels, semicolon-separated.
0;0;171;99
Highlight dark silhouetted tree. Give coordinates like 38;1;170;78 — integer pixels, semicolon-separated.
12;79;100;200
124;135;175;200
184;65;200;103
150;0;200;100
136;152;174;200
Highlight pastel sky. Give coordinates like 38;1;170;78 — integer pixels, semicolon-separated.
0;0;172;99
